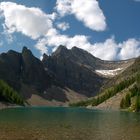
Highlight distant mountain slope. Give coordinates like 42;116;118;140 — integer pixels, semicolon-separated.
71;57;140;111
0;45;136;106
103;56;140;89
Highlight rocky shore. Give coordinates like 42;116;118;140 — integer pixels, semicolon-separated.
0;102;21;110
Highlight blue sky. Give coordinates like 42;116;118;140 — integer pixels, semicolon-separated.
0;0;140;60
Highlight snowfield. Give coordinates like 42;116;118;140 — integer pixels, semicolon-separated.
95;68;123;76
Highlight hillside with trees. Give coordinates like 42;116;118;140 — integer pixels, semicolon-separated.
70;57;140;112
0;80;24;105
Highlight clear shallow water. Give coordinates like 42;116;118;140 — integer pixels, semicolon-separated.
0;107;140;140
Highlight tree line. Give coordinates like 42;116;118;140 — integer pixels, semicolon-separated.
70;74;138;107
120;73;140;112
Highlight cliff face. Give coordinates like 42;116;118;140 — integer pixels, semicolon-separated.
0;50;22;90
21;47;51;92
0;47;52;99
42;45;105;97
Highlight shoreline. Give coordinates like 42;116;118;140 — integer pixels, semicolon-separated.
0;103;138;113
0;102;24;110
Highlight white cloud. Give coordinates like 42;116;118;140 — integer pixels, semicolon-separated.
55;0;106;31
0;2;139;60
119;39;140;60
47;12;57;20
36;32;140;60
0;2;57;54
55;0;72;17
56;22;70;31
0;2;53;40
35;38;48;55
91;37;119;60
35;28;91;54
90;38;140;60
2;24;14;43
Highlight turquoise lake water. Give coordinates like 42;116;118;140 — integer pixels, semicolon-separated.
0;107;140;140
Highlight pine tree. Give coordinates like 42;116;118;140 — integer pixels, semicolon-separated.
120;98;125;109
134;93;140;112
124;94;131;108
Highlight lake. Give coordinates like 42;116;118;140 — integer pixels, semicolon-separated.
0;107;140;140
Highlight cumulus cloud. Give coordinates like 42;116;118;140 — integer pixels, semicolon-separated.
91;37;119;60
90;38;140;60
119;39;140;60
0;2;139;60
55;0;106;31
0;2;53;40
36;29;140;60
0;2;57;54
56;22;70;31
55;0;72;16
35;28;91;53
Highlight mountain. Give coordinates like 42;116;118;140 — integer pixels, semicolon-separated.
0;45;136;107
42;45;105;97
42;45;134;96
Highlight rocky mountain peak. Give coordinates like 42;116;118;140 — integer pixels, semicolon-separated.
71;46;87;53
7;50;19;55
42;53;49;60
52;45;70;56
22;46;33;56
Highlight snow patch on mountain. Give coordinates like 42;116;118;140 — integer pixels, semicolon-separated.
95;68;123;76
